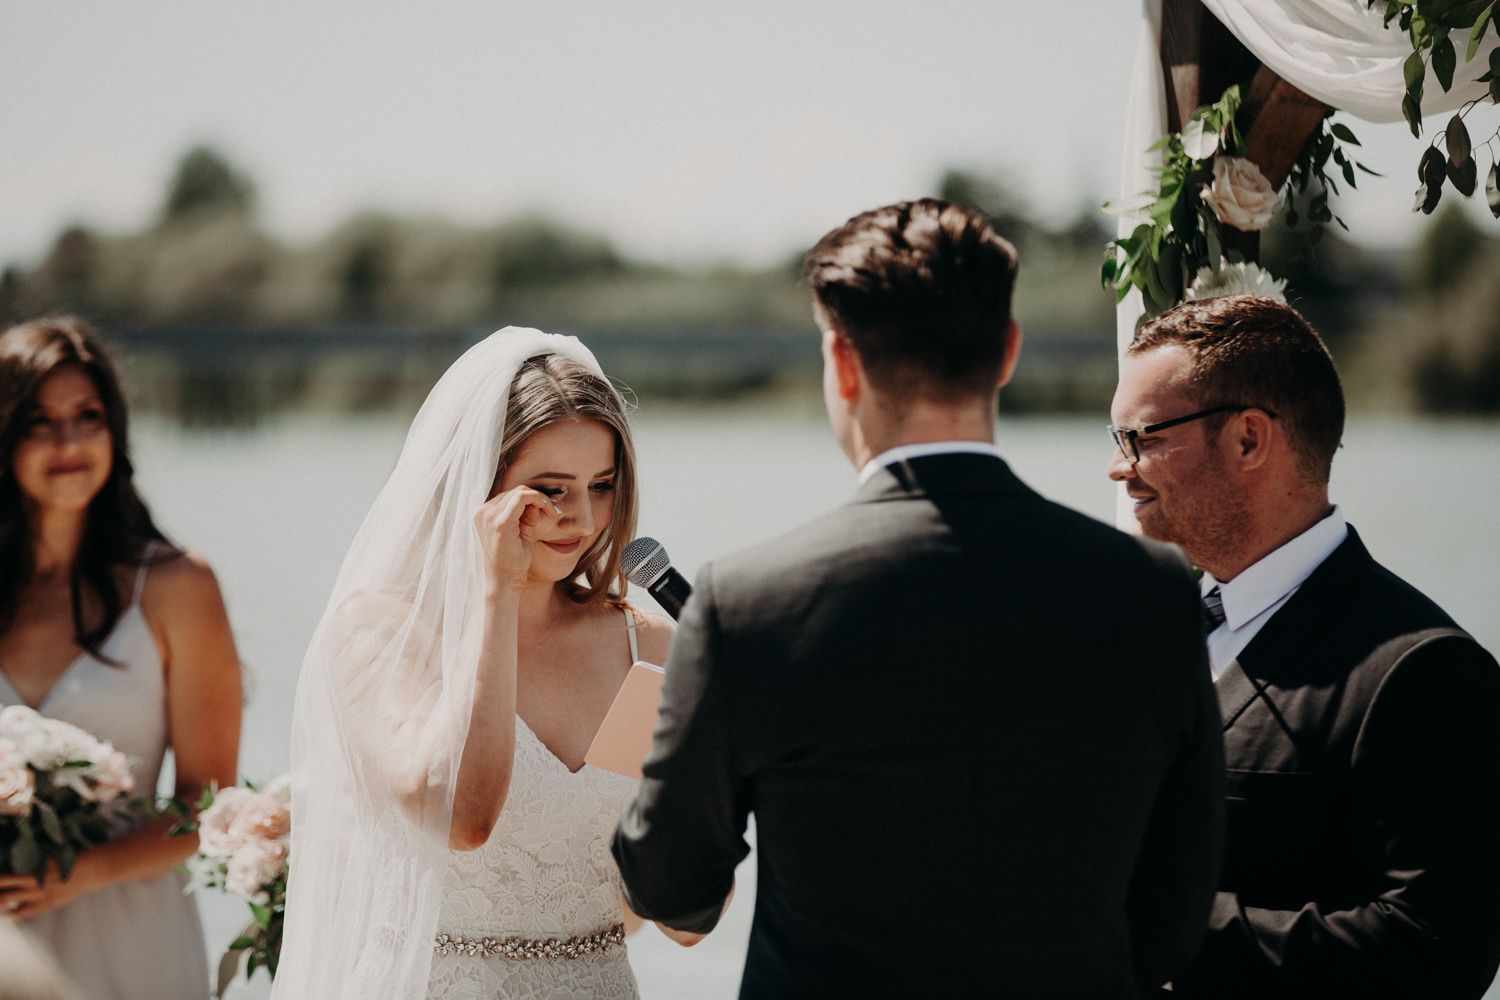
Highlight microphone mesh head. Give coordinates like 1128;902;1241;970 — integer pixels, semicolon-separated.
621;537;669;585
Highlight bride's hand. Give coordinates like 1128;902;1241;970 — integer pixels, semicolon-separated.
474;486;561;593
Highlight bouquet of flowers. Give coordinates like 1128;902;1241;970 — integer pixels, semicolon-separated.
0;703;135;881
177;776;290;990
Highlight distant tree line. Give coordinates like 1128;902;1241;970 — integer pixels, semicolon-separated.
0;146;810;333
4;147;1498;413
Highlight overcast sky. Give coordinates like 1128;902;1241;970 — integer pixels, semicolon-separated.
1;1;1488;272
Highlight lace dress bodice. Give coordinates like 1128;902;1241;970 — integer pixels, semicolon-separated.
429;714;642;999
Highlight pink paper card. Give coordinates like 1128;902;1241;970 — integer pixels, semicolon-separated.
584;661;664;780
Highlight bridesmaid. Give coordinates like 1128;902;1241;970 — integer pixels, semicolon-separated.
0;316;242;1000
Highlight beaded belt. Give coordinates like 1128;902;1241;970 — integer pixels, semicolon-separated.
433;923;625;960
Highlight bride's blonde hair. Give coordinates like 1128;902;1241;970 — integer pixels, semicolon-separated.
496;353;637;606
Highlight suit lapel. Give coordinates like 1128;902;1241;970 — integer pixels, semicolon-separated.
1215;528;1374;729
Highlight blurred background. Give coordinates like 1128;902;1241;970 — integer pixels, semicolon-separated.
6;2;1500;421
5;3;1499;997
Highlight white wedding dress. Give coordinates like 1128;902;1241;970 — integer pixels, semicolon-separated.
429;716;641;998
427;609;642;999
276;328;648;1000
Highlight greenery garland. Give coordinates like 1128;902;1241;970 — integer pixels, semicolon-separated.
1373;0;1500;216
1101;86;1372;318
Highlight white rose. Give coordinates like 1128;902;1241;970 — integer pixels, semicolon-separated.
1185;261;1288;303
0;705;43;743
1200;156;1278;232
17;717;81;771
0;735;23;770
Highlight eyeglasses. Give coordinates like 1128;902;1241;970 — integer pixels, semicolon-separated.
1108;404;1274;464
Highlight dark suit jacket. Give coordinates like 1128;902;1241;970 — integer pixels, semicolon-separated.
613;453;1224;999
1172;527;1500;1000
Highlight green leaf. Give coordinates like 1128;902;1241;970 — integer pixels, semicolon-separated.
1491;75;1500;101
1486;162;1500;217
1433;36;1457;89
10;824;41;878
251;901;273;930
1331;122;1362;146
1446;114;1472;165
1468;2;1495;60
1171;184;1200;237
1448;156;1478;196
34;801;63;846
55;844;77;881
1491;45;1500;74
1157;242;1185;299
1405;49;1427;92
229;935;257;951
1421;145;1448;184
1100;258;1120;288
1402;92;1424;137
1180;118;1219;161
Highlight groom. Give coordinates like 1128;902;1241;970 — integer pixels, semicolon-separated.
613;199;1224;997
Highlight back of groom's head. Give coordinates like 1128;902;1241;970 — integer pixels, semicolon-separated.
803;198;1019;403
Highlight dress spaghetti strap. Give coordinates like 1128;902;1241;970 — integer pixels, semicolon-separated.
131;542;159;608
623;606;639;663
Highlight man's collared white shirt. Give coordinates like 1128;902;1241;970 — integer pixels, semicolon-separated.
1203;506;1348;681
857;441;1005;485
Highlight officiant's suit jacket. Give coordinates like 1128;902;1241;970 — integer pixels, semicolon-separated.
614;453;1225;999
1170;527;1500;1000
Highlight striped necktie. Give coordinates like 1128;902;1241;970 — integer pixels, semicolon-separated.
1202;586;1227;635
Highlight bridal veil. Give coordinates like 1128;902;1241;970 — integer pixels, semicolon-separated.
274;327;609;998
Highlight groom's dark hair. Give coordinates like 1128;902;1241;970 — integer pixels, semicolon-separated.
803;198;1018;402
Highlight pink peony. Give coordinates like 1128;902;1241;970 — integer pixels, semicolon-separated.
0;737;34;817
81;748;135;803
197;786;291;860
197;786;258;859
224;838;289;903
238;792;291;842
1199;156;1278;232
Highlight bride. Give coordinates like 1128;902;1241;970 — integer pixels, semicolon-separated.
273;328;689;999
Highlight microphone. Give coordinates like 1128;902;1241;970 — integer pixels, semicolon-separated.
621;537;693;621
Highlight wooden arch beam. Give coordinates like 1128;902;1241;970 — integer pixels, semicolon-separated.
1158;0;1330;260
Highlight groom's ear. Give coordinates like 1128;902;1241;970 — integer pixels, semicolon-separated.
997;321;1023;389
827;330;864;402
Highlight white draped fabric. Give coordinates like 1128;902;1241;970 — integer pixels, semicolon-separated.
1202;0;1494;123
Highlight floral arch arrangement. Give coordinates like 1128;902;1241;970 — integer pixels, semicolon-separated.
1106;0;1500;325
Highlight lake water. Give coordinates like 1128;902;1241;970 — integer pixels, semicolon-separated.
127;409;1500;999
